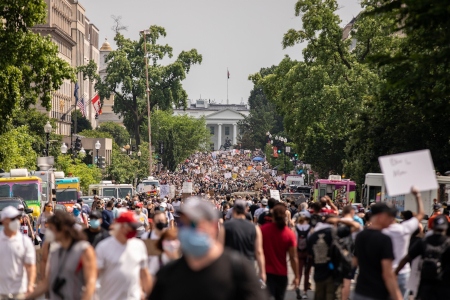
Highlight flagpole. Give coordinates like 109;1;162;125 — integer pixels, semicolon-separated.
227;68;229;105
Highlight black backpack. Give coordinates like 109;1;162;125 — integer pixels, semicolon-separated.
295;225;311;251
420;238;450;282
329;227;353;283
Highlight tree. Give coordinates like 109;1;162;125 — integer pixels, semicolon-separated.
97;121;130;147
0;0;74;133
0;126;38;171
150;111;211;171
56;155;102;194
96;25;203;146
239;67;284;150
71;110;92;133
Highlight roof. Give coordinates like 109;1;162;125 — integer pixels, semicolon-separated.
100;38;113;51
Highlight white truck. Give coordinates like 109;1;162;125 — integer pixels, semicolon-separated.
362;173;450;217
137;177;160;196
285;175;305;187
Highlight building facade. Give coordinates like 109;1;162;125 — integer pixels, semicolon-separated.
32;0;100;136
173;99;250;150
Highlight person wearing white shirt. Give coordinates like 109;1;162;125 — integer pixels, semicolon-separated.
0;206;36;299
382;188;424;297
96;211;152;300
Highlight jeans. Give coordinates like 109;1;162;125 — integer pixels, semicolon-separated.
298;250;312;291
266;273;288;300
397;271;409;298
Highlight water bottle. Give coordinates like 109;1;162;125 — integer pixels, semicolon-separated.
259;279;266;289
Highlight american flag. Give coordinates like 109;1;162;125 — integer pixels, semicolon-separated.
77;97;86;117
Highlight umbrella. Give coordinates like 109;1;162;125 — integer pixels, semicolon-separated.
252;156;264;162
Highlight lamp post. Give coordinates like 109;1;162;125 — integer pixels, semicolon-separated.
79;147;86;157
44;121;52;157
60;143;68;154
140;29;153;176
124;144;131;155
95;140;101;167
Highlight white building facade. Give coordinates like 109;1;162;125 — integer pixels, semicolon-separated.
173;99;249;150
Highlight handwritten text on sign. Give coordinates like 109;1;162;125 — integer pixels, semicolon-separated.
379;149;437;197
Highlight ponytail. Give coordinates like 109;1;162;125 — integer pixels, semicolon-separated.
273;203;286;229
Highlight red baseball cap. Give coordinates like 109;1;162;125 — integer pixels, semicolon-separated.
116;211;140;229
136;202;143;208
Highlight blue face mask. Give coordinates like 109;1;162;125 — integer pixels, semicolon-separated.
178;227;211;258
160;207;166;211
73;209;80;217
89;219;100;229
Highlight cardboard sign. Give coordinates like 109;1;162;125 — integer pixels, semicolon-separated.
182;182;193;193
169;185;176;199
255;166;262;171
143;239;163;256
270;189;281;201
254;182;263;189
224;172;232;179
379;149;438;196
159;184;170;198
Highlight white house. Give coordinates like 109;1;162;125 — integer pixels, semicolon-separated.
173;99;250;150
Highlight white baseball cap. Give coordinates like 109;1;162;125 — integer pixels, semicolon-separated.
160;202;168;208
1;206;21;221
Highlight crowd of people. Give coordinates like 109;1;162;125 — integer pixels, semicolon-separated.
0;150;449;300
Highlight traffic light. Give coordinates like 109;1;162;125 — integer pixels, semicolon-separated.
74;137;82;151
159;141;164;154
99;156;106;169
277;149;282;154
294;153;298;158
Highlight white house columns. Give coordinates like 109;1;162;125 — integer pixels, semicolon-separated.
232;123;237;145
217;123;222;149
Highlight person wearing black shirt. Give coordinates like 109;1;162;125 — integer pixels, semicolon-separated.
249;199;260;218
101;201;114;230
83;211;110;248
223;200;265;283
354;203;402;300
257;198;277;226
396;215;450;300
149;198;267;300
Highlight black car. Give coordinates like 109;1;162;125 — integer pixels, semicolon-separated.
0;197;34;215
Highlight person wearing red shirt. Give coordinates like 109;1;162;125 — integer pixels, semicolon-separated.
428;203;450;230
261;203;299;300
320;196;338;215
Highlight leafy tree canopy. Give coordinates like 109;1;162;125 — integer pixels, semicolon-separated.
0;0;74;133
0;126;38;171
72;110;92;133
97;122;130;148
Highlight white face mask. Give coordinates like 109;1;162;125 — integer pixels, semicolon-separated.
45;229;55;242
8;219;20;232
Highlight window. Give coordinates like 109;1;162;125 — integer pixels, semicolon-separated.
210;126;214;135
210;143;215;151
225;126;230;135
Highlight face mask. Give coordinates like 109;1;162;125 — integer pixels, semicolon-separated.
73;209;80;217
89;219;101;229
0;225;4;232
8;219;20;232
125;229;137;240
45;229;55;242
178;227;211;258
162;239;181;253
155;222;168;231
45;207;52;212
160;207;166;212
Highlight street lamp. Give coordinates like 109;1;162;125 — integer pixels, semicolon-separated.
137;150;142;157
124;144;131;155
140;29;153;176
95;140;101;167
60;143;68;154
79;147;86;157
44;121;52;156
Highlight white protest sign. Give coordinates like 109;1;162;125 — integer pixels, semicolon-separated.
379;149;438;197
182;182;193;193
169;185;176;199
159;185;170;198
224;172;232;179
270;190;281;201
233;167;239;172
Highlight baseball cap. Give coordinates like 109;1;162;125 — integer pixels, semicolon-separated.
17;204;24;210
433;203;442;211
371;202;397;217
115;210;140;229
160;202;168;208
433;215;449;231
180;198;218;222
89;210;102;219
261;198;268;205
136;202;143;208
1;206;21;221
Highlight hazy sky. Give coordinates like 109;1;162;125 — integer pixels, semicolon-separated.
82;0;362;104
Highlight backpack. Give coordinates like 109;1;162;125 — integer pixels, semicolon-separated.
329;227;353;283
295;225;311;251
420;238;450;282
310;214;323;228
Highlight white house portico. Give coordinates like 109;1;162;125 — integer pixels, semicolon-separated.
173;99;249;150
